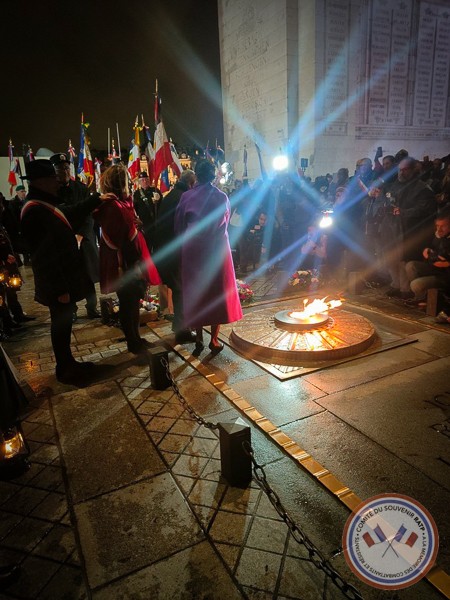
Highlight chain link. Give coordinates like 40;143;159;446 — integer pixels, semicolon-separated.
242;441;364;600
160;357;219;430
161;356;361;598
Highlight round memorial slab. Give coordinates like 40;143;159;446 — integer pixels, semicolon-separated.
230;307;376;365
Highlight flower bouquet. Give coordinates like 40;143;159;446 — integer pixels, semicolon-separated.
140;290;160;322
236;279;254;305
288;268;322;290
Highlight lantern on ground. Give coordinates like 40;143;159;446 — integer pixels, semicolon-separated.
8;275;22;290
0;426;30;479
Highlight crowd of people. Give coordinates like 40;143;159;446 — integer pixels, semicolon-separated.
224;148;450;315
0;145;449;384
0;155;243;385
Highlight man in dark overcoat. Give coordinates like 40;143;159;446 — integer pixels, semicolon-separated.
153;169;196;342
50;153;100;319
20;160;114;385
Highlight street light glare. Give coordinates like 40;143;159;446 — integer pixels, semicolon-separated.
272;155;289;171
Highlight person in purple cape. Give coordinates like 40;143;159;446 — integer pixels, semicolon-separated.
175;159;243;355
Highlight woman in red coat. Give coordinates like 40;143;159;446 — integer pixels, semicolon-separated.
95;165;160;354
175;159;242;354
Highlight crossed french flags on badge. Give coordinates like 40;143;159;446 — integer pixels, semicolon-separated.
363;524;418;557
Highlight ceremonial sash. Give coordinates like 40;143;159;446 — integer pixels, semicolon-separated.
21;200;72;230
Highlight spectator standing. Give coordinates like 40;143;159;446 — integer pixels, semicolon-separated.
175;159;242;354
50;153;101;320
152;169;197;343
95;165;161;355
20;160;114;384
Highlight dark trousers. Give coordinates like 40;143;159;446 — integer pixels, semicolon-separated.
5;289;24;321
117;279;144;347
49;302;75;370
163;270;184;333
85;279;97;312
73;279;97;314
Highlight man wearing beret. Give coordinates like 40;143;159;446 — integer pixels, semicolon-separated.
20;160;115;385
133;171;162;254
50;153;101;320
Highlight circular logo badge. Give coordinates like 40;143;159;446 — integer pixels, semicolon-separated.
343;494;439;590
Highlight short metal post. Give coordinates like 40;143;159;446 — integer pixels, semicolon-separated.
148;346;171;390
218;420;252;488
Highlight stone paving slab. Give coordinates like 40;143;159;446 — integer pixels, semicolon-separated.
315;357;450;490
92;539;244;599
232;373;326;427
74;473;204;589
302;343;436;394
411;329;450;357
52;381;166;502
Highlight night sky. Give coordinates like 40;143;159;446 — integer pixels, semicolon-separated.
3;1;223;157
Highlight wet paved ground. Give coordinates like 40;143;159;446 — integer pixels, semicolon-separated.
0;266;449;599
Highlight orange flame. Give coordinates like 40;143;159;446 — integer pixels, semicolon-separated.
290;297;342;320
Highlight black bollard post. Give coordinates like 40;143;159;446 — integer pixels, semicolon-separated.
148;346;171;390
217;420;252;488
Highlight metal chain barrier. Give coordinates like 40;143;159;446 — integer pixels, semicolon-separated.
161;356;362;599
161;357;219;431
243;441;364;600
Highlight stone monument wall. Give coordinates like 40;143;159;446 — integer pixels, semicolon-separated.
218;0;450;180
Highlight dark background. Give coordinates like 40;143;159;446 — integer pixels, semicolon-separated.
2;1;223;157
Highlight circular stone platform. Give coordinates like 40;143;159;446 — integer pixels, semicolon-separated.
230;307;376;365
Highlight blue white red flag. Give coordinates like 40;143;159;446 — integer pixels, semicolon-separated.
159;169;170;193
26;145;35;162
169;141;182;177
78;114;94;186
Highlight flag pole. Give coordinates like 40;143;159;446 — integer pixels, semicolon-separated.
116;123;121;161
107;127;110;157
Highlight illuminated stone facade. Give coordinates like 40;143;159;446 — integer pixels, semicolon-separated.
218;0;450;179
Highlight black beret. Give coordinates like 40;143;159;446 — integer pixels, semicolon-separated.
50;153;71;166
21;159;57;181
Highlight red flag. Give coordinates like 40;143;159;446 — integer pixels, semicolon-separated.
8;140;19;194
362;532;375;548
405;532;418;548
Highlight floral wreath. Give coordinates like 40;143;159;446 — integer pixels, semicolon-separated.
288;268;322;288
